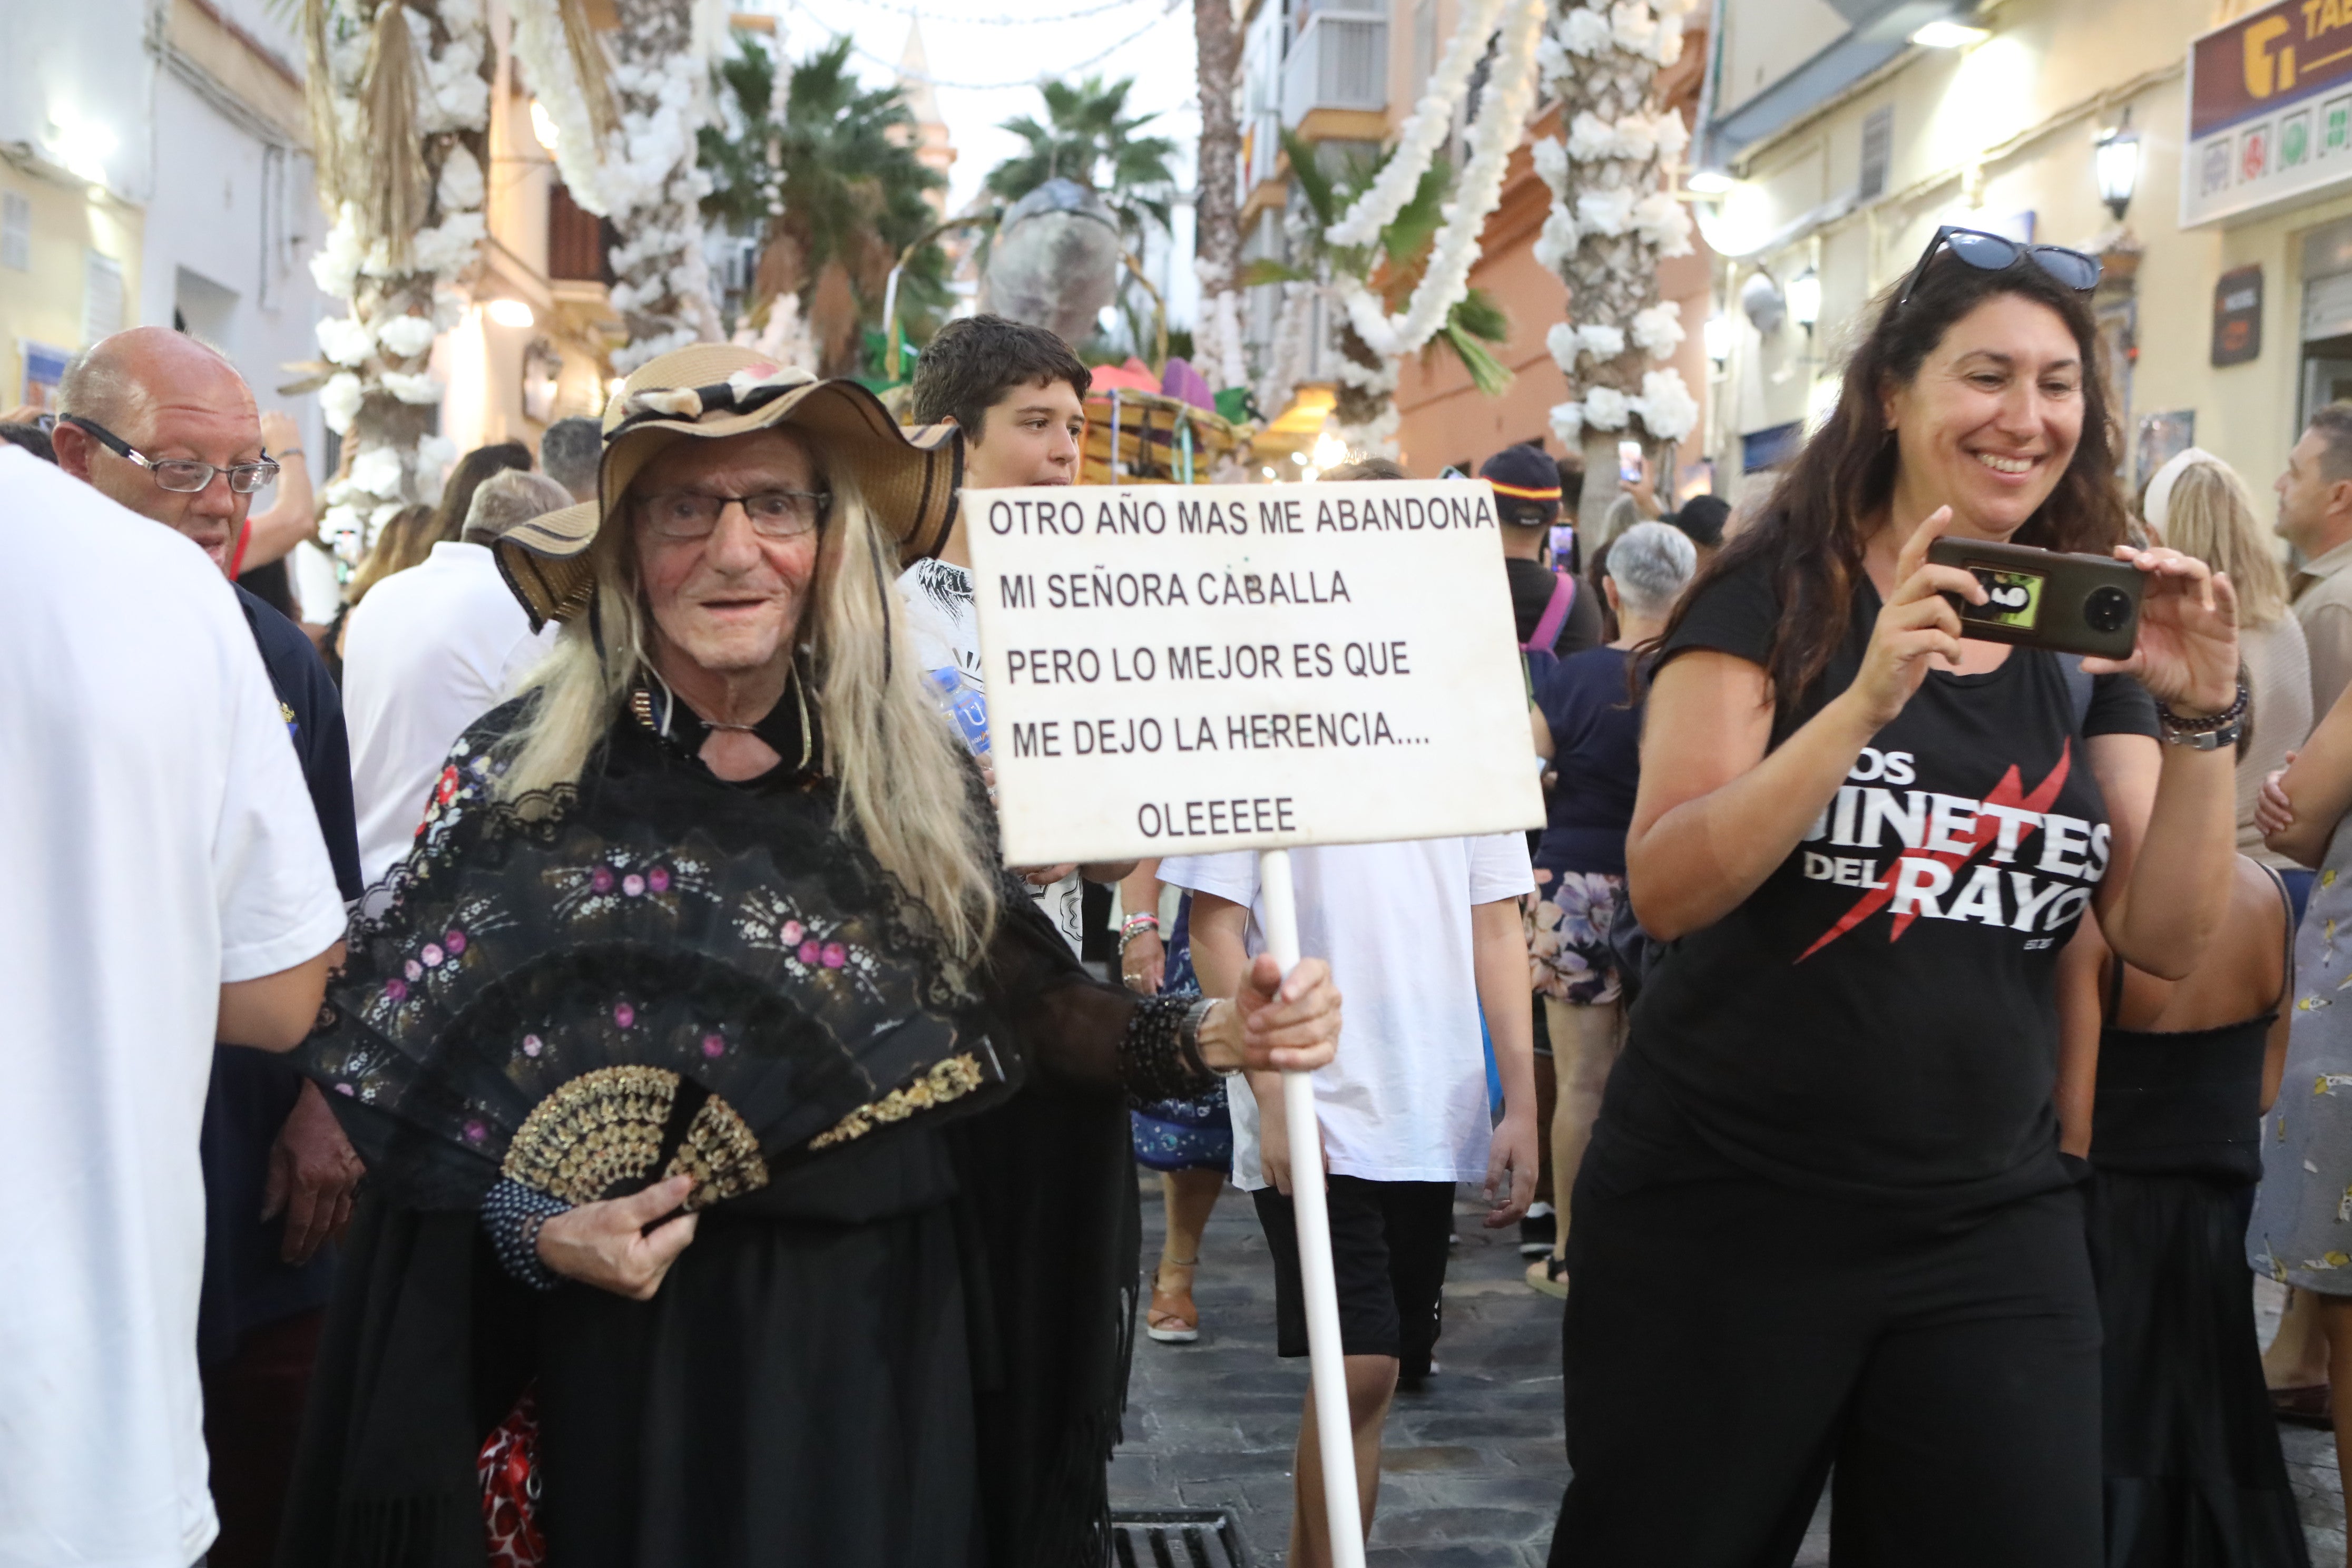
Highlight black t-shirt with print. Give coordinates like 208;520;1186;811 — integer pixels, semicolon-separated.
1622;549;2159;1206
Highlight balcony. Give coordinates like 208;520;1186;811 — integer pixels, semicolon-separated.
1281;9;1387;130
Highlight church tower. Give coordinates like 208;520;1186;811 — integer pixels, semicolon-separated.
896;22;956;218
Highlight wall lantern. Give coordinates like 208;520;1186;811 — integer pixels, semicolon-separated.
2095;112;2141;223
1787;267;1822;333
1703;314;1732;366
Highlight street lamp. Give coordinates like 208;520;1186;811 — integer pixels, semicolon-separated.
1787;268;1822;334
1703;314;1732;366
2095;113;2141;223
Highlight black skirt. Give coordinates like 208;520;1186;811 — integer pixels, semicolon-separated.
2086;1020;2308;1568
278;1088;1141;1568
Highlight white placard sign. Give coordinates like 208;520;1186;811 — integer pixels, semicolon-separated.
963;481;1547;866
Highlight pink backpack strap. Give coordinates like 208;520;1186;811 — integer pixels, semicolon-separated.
1523;570;1576;653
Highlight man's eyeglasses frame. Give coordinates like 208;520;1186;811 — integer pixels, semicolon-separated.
58;414;282;496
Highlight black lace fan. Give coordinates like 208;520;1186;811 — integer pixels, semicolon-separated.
300;760;1003;1211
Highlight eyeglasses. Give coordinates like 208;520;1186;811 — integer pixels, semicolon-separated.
59;415;281;495
637;488;830;542
1896;226;2102;311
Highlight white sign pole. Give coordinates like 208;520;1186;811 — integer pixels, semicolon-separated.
1256;846;1366;1568
958;479;1542;1568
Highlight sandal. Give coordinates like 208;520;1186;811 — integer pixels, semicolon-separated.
1525;1253;1568;1300
1146;1257;1201;1343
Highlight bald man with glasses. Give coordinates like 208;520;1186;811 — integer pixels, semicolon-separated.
53;326;365;1568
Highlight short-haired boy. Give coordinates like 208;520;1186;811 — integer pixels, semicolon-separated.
896;315;1126;949
1162;839;1540;1567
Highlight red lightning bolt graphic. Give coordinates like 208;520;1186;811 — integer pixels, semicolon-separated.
1795;740;2073;962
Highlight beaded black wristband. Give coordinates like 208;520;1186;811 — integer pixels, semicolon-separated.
2154;680;2249;740
482;1177;572;1291
1121;993;1218;1102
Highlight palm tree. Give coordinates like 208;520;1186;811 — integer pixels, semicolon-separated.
701;36;947;377
982;76;1178;357
986;76;1178;244
1248;129;1513;429
1192;0;1247;389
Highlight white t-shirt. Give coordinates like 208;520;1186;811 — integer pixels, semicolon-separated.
343;540;561;885
0;448;349;1568
894;557;1087;953
1160;837;1533;1189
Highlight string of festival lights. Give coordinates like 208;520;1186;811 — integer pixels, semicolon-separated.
779;0;1181;89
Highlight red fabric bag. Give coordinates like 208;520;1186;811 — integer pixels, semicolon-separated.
478;1388;546;1567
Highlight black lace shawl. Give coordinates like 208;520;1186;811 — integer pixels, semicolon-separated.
280;703;1149;1567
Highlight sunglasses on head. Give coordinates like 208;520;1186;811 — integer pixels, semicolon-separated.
1896;226;2102;310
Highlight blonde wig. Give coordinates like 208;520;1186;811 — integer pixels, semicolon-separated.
2155;458;2289;630
494;434;1001;969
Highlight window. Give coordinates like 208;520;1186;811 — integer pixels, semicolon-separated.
83;250;125;345
258;145;287;308
1860;105;1893;202
1;191;27;271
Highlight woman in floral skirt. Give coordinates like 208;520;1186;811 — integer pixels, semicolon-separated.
1121;861;1233;1342
1524;522;1697;1296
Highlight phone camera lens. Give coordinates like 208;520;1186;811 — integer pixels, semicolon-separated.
2084;585;2131;634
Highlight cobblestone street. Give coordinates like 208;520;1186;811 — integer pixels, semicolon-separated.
1112;1182;1570;1566
1113;1182;2348;1566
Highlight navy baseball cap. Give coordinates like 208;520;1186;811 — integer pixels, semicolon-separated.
1478;444;1561;526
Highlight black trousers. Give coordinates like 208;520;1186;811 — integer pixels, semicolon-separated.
1548;1093;2101;1567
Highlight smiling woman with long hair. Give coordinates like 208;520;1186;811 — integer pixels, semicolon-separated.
1543;233;2243;1566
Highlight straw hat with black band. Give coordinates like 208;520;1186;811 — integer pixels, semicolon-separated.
495;344;963;632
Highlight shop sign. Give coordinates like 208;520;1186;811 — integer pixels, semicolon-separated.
2212;265;2266;365
2183;0;2352;228
17;340;67;410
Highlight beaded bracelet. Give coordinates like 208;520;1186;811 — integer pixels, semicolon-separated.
481;1177;572;1291
1118;913;1161;953
2154;679;2248;734
1121;993;1219;1102
2155;680;2249;750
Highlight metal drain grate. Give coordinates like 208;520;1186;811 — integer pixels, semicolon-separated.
1110;1507;1252;1568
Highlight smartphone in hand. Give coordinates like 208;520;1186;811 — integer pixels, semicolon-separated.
1926;537;2143;660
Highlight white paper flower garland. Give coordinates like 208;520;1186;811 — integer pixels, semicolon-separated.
307;0;491;554
601;2;724;371
1336;0;1544;365
1324;0;1514;250
1538;0;1701;450
507;0;613;214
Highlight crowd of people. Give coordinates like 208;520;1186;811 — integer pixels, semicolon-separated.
16;222;2352;1568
